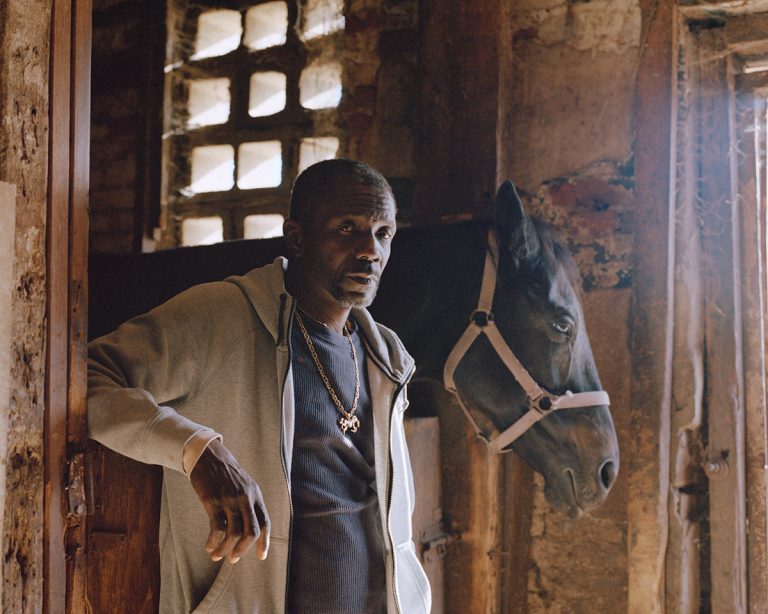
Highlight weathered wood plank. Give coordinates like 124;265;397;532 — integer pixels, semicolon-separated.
45;0;72;611
732;84;768;614
414;0;500;223
627;1;676;612
404;417;446;614
85;450;162;614
696;27;748;613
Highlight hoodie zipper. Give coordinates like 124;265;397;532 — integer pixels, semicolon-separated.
386;366;415;614
278;294;295;613
279;299;415;613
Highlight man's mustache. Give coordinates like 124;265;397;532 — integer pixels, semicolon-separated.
346;262;377;277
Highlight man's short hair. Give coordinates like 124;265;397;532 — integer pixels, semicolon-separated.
289;159;394;225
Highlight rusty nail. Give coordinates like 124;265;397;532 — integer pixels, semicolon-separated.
703;458;729;479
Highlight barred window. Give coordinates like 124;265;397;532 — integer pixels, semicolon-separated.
161;0;344;248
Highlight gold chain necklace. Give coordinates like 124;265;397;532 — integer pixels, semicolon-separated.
295;311;361;433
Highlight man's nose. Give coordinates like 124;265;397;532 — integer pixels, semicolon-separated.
355;233;380;261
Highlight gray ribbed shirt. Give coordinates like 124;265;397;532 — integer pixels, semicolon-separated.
288;314;386;614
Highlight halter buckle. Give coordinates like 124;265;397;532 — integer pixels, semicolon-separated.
533;394;556;414
471;310;493;327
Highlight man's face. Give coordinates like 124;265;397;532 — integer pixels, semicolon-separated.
295;183;397;308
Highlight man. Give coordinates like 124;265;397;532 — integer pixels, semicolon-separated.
87;159;431;613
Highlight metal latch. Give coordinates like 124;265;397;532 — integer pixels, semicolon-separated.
67;452;87;517
66;451;96;517
420;521;460;562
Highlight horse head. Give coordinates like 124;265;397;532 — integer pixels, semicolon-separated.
448;180;619;517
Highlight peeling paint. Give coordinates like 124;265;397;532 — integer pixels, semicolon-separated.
522;162;634;290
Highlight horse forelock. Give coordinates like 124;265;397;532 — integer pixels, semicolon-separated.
529;219;583;300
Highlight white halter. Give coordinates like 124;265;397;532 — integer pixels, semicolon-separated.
442;229;610;453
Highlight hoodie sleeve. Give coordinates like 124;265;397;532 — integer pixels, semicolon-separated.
87;283;240;473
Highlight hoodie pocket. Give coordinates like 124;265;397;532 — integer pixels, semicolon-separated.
190;563;236;614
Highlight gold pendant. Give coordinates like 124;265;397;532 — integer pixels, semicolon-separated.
339;415;360;433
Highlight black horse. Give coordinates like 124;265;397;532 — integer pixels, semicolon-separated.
89;181;619;517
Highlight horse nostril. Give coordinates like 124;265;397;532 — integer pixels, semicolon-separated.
599;460;617;491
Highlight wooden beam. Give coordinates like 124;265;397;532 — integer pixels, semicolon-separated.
44;0;73;610
413;0;501;223
627;1;676;611
67;0;90;448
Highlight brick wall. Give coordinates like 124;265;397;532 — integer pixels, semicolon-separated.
90;0;163;253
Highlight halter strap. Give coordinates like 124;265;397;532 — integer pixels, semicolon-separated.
443;229;610;453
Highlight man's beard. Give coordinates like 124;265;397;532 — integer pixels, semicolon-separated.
327;274;379;307
315;262;379;308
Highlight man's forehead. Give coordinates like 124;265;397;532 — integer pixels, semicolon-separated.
316;184;396;219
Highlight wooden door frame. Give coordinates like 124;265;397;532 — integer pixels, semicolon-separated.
44;0;91;611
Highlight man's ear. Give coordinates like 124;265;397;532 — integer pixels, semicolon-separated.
495;180;540;262
282;218;304;257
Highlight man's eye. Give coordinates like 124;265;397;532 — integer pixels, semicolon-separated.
339;223;354;232
377;229;393;240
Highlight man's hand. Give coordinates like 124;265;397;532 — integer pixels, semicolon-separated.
189;439;271;564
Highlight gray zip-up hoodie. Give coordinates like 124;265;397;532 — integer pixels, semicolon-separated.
88;258;431;614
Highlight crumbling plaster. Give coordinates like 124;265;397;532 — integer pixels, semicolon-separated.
511;0;641;53
0;0;52;611
503;0;640;190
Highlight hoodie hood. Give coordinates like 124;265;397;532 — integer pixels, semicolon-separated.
226;258;415;384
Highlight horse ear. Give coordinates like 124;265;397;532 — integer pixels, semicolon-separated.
495;180;540;261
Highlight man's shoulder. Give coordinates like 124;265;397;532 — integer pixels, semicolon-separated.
354;312;414;382
167;259;284;312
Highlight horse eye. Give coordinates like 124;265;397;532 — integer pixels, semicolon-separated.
550;320;572;336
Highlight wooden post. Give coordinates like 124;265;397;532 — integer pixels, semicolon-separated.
627;1;676;612
45;0;91;611
414;0;501;224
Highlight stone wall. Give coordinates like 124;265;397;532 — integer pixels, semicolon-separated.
0;0;52;611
